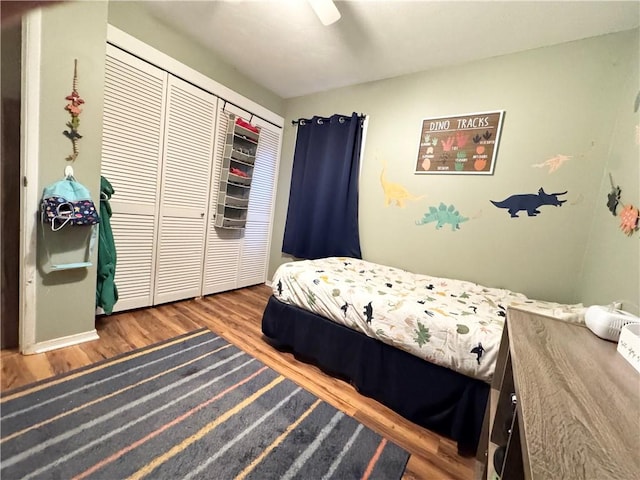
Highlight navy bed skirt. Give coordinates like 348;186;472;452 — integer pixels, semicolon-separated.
261;295;489;455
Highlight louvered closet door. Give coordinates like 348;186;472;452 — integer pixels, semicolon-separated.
201;106;243;295
237;119;282;288
153;76;217;305
101;45;168;312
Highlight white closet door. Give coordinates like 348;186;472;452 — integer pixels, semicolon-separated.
154;76;217;305
101;45;168;312
237;119;282;288
201;105;243;295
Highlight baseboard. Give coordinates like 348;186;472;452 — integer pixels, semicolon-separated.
22;329;100;355
265;280;272;287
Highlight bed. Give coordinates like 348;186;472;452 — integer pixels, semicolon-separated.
261;257;585;454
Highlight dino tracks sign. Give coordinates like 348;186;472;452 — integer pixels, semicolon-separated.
415;110;505;175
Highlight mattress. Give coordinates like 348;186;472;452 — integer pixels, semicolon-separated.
272;257;585;383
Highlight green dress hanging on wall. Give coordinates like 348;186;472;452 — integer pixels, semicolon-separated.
96;175;118;314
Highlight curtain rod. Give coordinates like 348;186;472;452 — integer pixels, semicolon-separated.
292;113;366;126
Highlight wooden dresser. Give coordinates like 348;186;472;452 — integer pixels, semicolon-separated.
477;307;640;479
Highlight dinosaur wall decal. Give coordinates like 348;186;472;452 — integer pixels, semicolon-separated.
416;203;469;230
490;188;567;217
531;154;572;173
380;160;424;207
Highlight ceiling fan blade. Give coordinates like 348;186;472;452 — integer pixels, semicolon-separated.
308;0;341;26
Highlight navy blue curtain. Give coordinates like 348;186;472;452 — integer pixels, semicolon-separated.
282;112;363;259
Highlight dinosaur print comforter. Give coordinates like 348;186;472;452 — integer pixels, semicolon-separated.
272;257;586;383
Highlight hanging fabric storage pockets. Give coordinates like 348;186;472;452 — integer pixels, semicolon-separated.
215;112;260;229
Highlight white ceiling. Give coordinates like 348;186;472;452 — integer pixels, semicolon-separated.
146;0;640;99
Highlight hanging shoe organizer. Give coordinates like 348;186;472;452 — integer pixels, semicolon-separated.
214;113;261;229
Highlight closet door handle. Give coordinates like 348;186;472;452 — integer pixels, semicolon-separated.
200;212;205;218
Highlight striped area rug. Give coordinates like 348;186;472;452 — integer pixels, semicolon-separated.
1;328;409;480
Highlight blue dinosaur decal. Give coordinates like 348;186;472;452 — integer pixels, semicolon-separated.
491;188;567;218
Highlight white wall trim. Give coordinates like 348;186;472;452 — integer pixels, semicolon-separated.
19;10;42;354
106;25;284;129
22;329;100;355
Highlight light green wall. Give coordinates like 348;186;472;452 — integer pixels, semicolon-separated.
35;1;108;342
271;29;640;305
577;33;639;313
107;1;284;116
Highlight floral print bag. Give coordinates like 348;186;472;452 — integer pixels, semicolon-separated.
41;176;100;231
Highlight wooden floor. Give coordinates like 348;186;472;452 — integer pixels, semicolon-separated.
0;284;474;479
